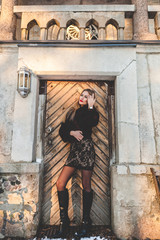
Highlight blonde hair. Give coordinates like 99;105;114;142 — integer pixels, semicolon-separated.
81;88;95;98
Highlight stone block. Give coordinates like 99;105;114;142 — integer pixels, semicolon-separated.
149;19;156;34
5;222;24;237
117;165;128;175
8;193;22;204
129;165;147;174
124;18;133;40
136;53;149;88
148;54;160;164
138;214;160;239
18;45;136;75
116;60;138;125
0;171;41;238
0;162;42;174
11;74;39;162
0;47;18;163
111;166;160;239
138;87;157;164
117;122;140;164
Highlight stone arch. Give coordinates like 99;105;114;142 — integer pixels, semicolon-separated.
86;19;99;29
105;19;119;40
66;19;79;28
66;19;80;40
27;19;40;40
85;19;99;40
47;19;60;40
106;19;119;29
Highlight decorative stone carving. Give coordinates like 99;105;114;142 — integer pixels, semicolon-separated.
66;24;80;40
85;24;98;40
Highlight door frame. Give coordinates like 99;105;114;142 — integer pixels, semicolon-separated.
38;75;116;226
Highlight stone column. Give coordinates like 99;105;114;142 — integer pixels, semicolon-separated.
157;29;160;40
40;28;47;40
58;27;65;40
155;12;160;40
21;28;27;40
99;28;105;40
132;0;157;40
0;0;17;40
118;27;124;40
80;27;85;40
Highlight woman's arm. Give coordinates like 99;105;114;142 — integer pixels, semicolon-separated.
87;93;99;127
59;121;74;143
86;108;99;127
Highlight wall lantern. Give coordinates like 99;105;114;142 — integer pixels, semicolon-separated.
17;67;32;98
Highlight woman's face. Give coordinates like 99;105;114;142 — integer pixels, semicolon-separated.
79;91;90;106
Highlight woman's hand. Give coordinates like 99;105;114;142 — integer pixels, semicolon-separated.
70;130;83;141
88;94;96;109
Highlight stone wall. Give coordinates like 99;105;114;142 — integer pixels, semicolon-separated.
111;165;160;239
137;46;160;165
111;45;160;239
0;46;18;163
0;43;160;239
0;163;42;238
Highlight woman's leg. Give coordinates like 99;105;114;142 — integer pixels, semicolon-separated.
56;166;75;191
81;169;93;192
75;169;93;237
53;166;75;237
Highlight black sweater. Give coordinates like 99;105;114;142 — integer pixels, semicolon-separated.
59;105;99;143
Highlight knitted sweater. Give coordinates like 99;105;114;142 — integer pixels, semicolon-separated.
59;105;99;143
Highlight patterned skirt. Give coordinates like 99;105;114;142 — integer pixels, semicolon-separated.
65;138;95;170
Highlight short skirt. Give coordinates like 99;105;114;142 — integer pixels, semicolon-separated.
65;138;95;170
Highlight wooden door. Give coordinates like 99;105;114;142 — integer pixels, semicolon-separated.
42;81;110;225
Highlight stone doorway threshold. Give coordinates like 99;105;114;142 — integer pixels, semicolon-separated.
3;225;117;240
35;225;116;240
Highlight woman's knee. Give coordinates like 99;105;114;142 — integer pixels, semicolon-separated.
82;181;91;192
56;179;66;191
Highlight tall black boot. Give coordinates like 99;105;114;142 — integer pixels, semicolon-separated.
75;189;93;238
52;188;70;238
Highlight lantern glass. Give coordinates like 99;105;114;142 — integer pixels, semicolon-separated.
25;73;29;88
28;74;31;90
19;73;24;88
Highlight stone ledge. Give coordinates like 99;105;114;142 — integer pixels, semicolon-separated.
0;40;160;47
148;5;160;12
0;162;42;174
111;164;160;175
136;44;160;53
14;4;135;13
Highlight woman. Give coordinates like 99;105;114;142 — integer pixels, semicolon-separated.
54;88;99;238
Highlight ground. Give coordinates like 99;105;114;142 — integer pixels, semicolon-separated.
3;225;117;240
